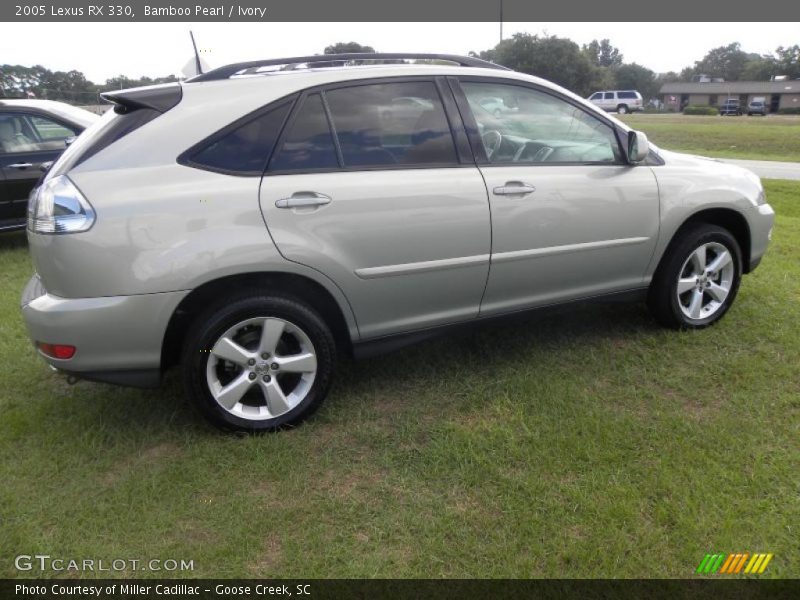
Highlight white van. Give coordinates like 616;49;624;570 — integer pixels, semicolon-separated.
588;90;644;114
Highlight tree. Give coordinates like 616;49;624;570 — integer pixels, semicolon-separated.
103;74;178;90
741;55;777;81
614;63;657;101
773;45;800;79
324;42;375;54
691;42;750;81
474;33;597;96
583;39;623;68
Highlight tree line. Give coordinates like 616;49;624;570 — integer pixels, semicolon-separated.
2;39;797;104
470;36;799;100
329;39;799;101
0;65;178;103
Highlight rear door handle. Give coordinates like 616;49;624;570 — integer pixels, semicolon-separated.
7;163;34;169
275;192;332;209
493;181;536;196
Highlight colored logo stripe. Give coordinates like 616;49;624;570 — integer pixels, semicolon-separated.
697;553;773;574
696;554;726;574
744;553;773;574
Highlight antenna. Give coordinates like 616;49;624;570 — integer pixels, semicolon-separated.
190;30;203;75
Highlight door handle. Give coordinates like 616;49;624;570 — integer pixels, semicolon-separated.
275;192;332;209
493;181;536;196
7;163;34;169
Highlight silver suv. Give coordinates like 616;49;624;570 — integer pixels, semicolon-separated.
587;90;643;114
20;53;775;432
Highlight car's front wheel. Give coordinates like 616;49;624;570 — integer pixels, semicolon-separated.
182;294;336;432
648;224;742;329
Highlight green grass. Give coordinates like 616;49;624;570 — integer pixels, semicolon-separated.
1;181;798;579
620;114;800;162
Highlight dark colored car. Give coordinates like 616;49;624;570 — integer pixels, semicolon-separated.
719;99;742;116
0;99;97;232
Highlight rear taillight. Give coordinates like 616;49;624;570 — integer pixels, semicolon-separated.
37;342;76;360
28;175;95;234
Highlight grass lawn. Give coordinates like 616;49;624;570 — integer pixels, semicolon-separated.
1;180;798;579
619;114;800;163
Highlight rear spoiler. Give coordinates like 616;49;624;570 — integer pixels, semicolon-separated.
100;82;182;114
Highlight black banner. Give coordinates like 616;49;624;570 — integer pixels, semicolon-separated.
3;579;800;600
1;0;799;22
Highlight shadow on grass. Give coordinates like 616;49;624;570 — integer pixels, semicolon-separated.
0;230;28;251
43;299;660;441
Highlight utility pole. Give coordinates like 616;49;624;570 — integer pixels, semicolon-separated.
499;0;503;43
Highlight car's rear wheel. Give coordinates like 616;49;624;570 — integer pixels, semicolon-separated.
617;104;629;114
182;294;336;432
647;224;742;329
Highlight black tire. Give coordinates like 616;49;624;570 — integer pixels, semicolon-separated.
647;223;743;329
617;104;629;114
182;293;336;432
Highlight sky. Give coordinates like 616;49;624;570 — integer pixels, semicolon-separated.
0;22;797;83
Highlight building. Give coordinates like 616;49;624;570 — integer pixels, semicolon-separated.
660;81;800;112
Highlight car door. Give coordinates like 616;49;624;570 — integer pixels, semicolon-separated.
259;79;491;339
603;91;616;111
0;111;78;222
453;78;660;316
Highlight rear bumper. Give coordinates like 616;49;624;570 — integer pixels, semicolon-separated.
21;275;188;387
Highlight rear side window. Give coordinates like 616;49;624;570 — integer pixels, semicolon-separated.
617;91;637;99
269;94;339;172
189;100;292;175
603;92;614;100
325;81;457;167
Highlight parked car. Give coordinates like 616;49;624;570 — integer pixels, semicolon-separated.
0;99;97;232
587;90;643;114
720;99;743;116
477;96;515;117
747;99;768;116
21;53;774;432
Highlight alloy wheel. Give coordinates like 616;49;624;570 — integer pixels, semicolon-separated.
205;317;317;421
676;242;735;321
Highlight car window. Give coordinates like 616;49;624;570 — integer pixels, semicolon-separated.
461;82;622;164
0;112;76;154
188;100;292;175
589;93;602;100
269;93;339;172
617;91;637;99
603;92;615;100
325;81;457;167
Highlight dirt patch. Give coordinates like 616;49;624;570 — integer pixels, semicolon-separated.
102;442;183;486
247;536;283;576
249;480;287;511
319;469;386;500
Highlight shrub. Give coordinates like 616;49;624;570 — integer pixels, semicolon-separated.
683;105;720;116
778;107;800;115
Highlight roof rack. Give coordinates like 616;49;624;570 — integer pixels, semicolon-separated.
189;53;509;82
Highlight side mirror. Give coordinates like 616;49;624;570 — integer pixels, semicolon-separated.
40;161;53;173
627;130;649;163
64;136;77;147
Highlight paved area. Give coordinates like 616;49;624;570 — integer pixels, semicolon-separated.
719;159;800;181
